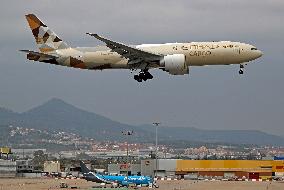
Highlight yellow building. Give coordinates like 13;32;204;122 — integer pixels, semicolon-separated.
0;147;11;154
176;160;284;180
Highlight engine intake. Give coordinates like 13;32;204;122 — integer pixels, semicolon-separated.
160;54;189;75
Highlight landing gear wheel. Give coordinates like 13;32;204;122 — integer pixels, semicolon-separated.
145;72;153;79
139;73;147;81
134;70;153;82
134;75;139;81
134;75;143;82
239;64;244;75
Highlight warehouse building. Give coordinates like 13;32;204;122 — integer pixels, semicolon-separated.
108;159;284;180
176;160;284;180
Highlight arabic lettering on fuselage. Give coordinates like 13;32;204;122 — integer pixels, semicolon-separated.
171;43;240;57
173;44;239;51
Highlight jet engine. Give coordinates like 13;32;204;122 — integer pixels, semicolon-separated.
160;54;189;75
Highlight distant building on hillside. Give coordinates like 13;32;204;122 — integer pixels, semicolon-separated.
12;149;46;159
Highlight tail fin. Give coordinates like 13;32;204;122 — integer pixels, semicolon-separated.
25;14;69;53
80;161;91;173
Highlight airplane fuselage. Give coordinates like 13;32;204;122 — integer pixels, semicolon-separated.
84;172;153;186
52;41;262;70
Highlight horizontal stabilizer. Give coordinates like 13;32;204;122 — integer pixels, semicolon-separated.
20;49;59;65
19;50;58;59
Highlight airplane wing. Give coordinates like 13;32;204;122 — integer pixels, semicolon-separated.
86;33;162;65
19;50;59;59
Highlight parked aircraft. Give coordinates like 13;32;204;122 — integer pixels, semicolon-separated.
80;161;156;187
21;14;262;82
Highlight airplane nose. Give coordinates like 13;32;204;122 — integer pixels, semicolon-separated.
252;50;263;60
257;50;263;58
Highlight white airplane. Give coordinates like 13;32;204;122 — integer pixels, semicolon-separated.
21;14;263;82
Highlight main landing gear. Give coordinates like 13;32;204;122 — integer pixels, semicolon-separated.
134;70;153;82
239;64;244;75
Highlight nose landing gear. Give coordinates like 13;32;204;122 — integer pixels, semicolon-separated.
134;70;153;82
239;64;244;75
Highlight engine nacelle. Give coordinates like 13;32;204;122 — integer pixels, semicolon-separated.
160;54;189;75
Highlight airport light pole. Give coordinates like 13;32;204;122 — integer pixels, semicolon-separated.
152;122;160;178
122;130;133;181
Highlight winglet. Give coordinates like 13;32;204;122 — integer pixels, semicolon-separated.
86;33;96;36
86;33;118;46
19;50;31;53
86;33;100;38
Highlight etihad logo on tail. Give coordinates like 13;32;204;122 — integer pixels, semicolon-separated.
25;14;69;52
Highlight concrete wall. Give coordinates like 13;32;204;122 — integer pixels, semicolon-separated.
16;172;44;178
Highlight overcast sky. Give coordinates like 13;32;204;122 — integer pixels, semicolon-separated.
0;0;284;136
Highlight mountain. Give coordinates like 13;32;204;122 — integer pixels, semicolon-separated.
0;98;284;145
0;107;19;123
0;98;153;141
139;124;284;146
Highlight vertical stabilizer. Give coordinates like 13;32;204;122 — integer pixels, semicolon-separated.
80;161;91;173
25;14;69;53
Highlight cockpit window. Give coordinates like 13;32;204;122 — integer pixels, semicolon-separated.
251;47;258;50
